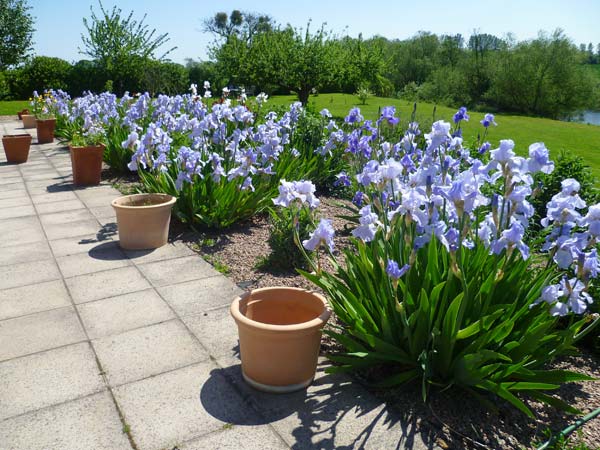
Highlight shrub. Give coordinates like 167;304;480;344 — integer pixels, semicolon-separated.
9;56;72;99
143;61;189;96
355;84;371;105
69;60;106;96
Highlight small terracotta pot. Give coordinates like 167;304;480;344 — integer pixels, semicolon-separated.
36;118;56;144
70;144;105;185
2;134;32;163
17;109;30;120
22;114;36;129
231;287;331;393
112;193;176;250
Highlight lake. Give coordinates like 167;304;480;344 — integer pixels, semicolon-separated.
564;110;600;125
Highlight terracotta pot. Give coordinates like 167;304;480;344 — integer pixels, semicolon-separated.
2;134;32;163
17;109;30;120
230;287;331;393
70;144;105;185
22;114;36;129
112;193;176;250
36;118;56;144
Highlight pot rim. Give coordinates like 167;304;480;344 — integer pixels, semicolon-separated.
230;286;331;332
111;193;177;210
2;134;32;139
35;118;56;122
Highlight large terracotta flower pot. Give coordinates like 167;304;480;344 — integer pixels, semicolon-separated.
230;287;331;393
36;118;56;144
17;109;30;120
2;134;32;163
22;114;36;129
70;144;105;186
112;193;176;250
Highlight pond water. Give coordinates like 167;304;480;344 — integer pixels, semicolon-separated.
563;110;600;125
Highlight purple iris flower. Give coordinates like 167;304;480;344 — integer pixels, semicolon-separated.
386;260;410;279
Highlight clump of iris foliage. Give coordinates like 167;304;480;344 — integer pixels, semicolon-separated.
51;84;346;228
275;106;599;417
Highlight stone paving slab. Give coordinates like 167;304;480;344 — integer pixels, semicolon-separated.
0;280;71;321
77;289;175;339
56;249;131;278
44;218;104;240
0;240;53;267
114;361;255;450
39;208;96;226
137;255;216;287
0;203;36;219
0;215;46;248
0;343;105;420
178;425;288;450
157;275;243;316
0;392;133;450
182;306;239;359
93;319;208;386
0;187;28;200
65;266;152;304
49;234;116;257
0;258;61;290
35;198;86;214
0;306;86;361
0;119;434;450
0;195;31;208
123;241;196;265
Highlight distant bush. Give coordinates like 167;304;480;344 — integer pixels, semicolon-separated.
144;60;189;96
69;60;106;96
8;56;72;99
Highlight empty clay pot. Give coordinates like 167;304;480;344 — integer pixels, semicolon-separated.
112;193;176;250
70;144;105;185
17;109;30;120
22;114;36;129
230;287;331;393
2;134;32;163
36;118;56;144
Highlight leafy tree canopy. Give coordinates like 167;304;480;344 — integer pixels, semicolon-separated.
0;0;35;70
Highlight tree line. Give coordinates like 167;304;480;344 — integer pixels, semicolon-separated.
205;10;600;118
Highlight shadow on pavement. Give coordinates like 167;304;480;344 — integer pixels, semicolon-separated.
200;361;438;450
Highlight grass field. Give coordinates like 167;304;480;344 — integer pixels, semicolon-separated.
271;93;600;178
0;100;29;116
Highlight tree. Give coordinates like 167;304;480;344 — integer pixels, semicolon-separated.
487;30;594;117
80;0;176;94
203;10;273;43
236;23;338;105
0;0;35;70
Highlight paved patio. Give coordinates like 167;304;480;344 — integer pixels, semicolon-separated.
0;118;434;450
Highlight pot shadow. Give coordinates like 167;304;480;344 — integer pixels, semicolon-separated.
87;241;129;261
45;181;74;193
200;360;437;450
78;223;118;247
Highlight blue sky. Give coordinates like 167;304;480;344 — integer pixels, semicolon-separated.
30;0;600;64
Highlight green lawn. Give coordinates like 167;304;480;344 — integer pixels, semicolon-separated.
0;100;30;116
271;93;600;179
